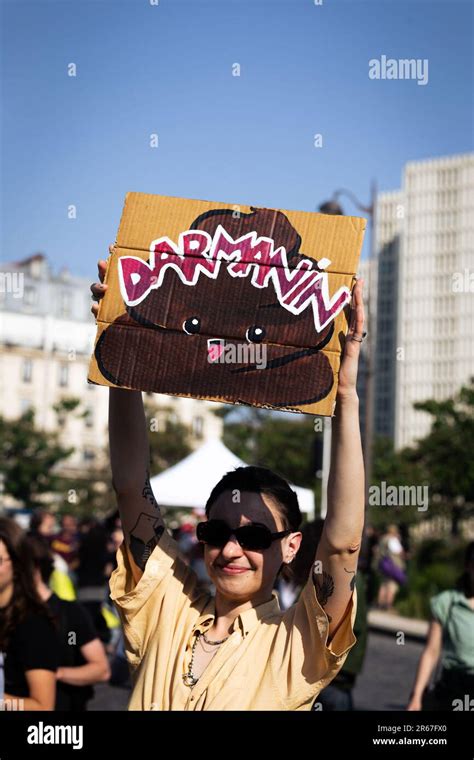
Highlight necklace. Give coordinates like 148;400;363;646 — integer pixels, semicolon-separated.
202;632;229;646
183;633;200;687
182;631;231;687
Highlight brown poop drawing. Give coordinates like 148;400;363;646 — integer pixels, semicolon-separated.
95;208;337;407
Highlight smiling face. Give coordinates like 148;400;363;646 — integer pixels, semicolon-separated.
203;491;301;606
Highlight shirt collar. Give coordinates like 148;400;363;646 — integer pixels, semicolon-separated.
194;592;281;636
452;590;474;610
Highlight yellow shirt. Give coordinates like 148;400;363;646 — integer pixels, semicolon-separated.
110;530;357;711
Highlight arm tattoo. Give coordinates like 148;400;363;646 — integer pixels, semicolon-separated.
128;472;164;570
142;470;160;510
314;570;335;621
344;567;357;592
129;512;164;571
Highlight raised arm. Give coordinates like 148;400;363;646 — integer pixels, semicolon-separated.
109;388;166;584
314;279;365;640
91;259;164;584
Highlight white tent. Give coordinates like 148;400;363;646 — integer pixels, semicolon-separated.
149;438;314;515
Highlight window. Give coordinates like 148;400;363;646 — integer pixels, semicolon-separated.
58;291;71;318
192;416;204;439
24;286;38;306
84;407;94;428
58;364;69;387
20;398;32;414
83;448;96;462
22;358;33;383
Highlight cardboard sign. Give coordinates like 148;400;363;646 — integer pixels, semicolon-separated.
88;193;366;415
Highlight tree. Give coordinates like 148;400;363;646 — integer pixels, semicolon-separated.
411;377;474;535
220;407;321;491
369;435;428;530
144;403;193;474
0;409;74;507
370;378;474;535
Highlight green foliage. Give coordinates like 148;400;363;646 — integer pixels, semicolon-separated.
0;409;74;507
222;409;321;490
395;539;465;620
370;378;474;533
412;380;474;504
145;404;193;474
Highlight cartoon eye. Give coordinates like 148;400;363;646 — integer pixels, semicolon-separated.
183;317;201;335
246;325;266;343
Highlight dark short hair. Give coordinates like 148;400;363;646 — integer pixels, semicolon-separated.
205;466;302;531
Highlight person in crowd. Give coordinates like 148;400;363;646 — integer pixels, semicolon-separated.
0;518;58;710
376;524;407;611
407;541;474;711
29;537;110;711
76;519;112;645
29;510;76;602
50;513;80;575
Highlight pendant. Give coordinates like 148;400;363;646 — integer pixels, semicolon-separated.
182;673;198;687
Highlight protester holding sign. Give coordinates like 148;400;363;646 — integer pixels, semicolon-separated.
90;255;365;710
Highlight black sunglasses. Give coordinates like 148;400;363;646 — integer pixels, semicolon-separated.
196;519;292;551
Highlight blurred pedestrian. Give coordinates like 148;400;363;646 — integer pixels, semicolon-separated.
51;513;80;575
377;524;407;611
76;519;111;645
407;541;474;711
0;518;58;710
29;510;76;601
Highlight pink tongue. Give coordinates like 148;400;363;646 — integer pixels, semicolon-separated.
208;342;225;361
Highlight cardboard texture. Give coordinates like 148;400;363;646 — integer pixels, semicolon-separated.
88;193;366;415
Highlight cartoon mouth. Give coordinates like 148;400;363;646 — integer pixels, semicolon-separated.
95;318;335;407
207;339;225;362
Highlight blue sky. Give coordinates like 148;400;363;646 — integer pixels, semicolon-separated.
1;0;472;277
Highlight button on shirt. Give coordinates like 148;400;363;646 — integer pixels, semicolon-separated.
110;530;357;711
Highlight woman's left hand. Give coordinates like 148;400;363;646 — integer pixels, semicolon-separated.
337;278;365;400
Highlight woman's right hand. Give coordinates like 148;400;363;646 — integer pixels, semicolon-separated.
90;245;113;318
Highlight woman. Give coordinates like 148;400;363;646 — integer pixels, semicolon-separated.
376;524;407;611
407;542;474;711
91;260;366;711
0;518;58;710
